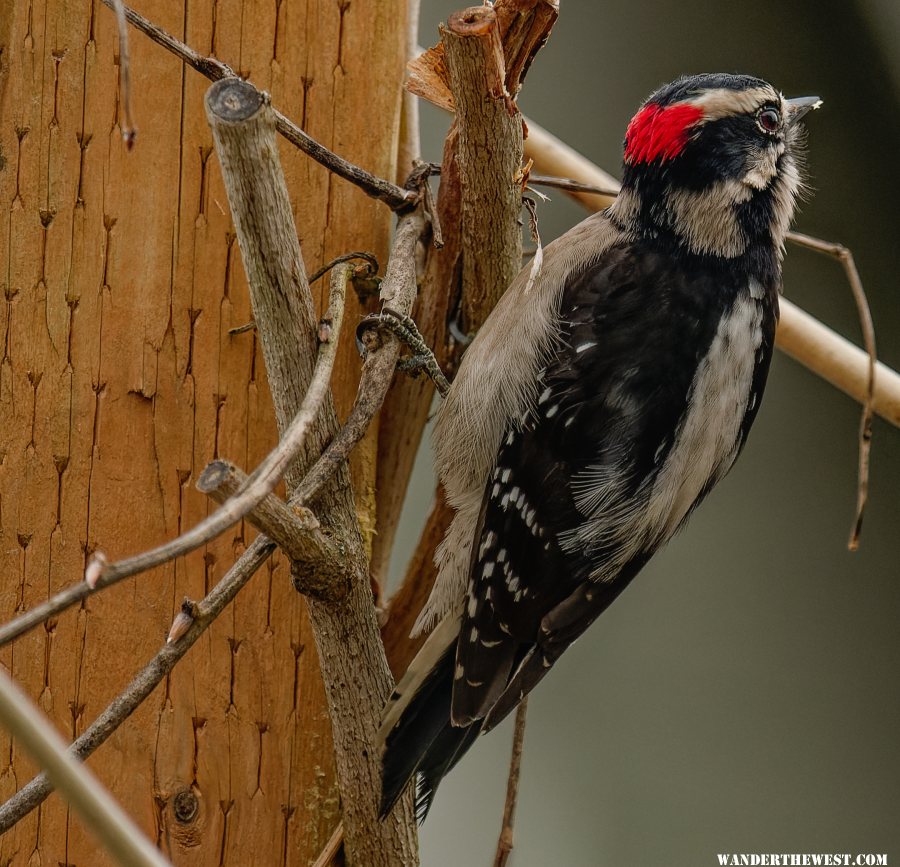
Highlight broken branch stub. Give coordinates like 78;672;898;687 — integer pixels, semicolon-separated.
205;76;419;865
373;1;559;628
197;459;340;572
406;0;558;111
442;5;524;333
205;79;323;472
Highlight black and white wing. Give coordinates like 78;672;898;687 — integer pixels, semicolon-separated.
380;242;776;818
452;241;774;729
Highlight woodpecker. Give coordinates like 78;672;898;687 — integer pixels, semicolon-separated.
379;73;821;820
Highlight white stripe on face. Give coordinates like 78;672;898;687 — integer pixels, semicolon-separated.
684;86;782;121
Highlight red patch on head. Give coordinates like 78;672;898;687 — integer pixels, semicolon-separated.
624;103;704;164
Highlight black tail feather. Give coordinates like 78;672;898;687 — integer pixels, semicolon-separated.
379;648;482;821
413;719;482;821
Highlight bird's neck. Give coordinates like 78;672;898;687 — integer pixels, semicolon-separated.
610;174;795;287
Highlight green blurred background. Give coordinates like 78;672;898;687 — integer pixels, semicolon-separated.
389;1;900;864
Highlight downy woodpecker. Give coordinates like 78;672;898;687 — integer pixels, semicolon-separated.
379;73;821;819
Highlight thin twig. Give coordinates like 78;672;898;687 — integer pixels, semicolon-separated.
110;0;136;147
0;266;348;648
0;208;428;843
292;211;427;505
428;161;622;200
359;309;452;397
228;320;256;335
311;821;345;867
521;195;543;296
527;172;622;199
420;169;443;248
493;698;529;867
783;231;877;550
0;536;275;833
99;0;415;210
0;668;171;864
308;252;380;285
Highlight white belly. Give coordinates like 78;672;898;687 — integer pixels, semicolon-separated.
647;294;763;541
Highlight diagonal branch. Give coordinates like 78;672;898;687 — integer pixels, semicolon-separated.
0;133;430;852
0;535;275;833
0;668;170;865
99;0;415;210
0;263;348;648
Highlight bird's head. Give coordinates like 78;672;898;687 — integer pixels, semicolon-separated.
613;73;821;259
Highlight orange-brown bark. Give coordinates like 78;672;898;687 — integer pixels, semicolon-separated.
0;0;406;862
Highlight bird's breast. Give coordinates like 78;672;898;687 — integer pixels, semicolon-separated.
646;292;764;541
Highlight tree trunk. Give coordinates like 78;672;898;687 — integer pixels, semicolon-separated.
0;0;407;862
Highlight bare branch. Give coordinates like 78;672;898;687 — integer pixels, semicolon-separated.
442;4;524;331
312;821;345;867
368;130;465;587
293;213;428;506
420;166;444;247
493;698;529;867
0;257;348;648
526;171;623;199
197;460;332;564
308;252;380;285
522;119;620;210
99;0;415;210
0;670;171;865
781;232;877;548
426;161;623;201
0;536;275;832
206;75;419;863
397;0;423;184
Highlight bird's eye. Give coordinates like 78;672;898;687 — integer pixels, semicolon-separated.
757;107;781;133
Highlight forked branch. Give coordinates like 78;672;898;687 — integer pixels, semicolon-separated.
0;536;276;833
0;211;430;831
0;262;348;648
100;0;415;209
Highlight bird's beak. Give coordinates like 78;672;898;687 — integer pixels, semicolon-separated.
785;95;823;124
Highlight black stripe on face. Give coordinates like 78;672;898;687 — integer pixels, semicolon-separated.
673;115;781;189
